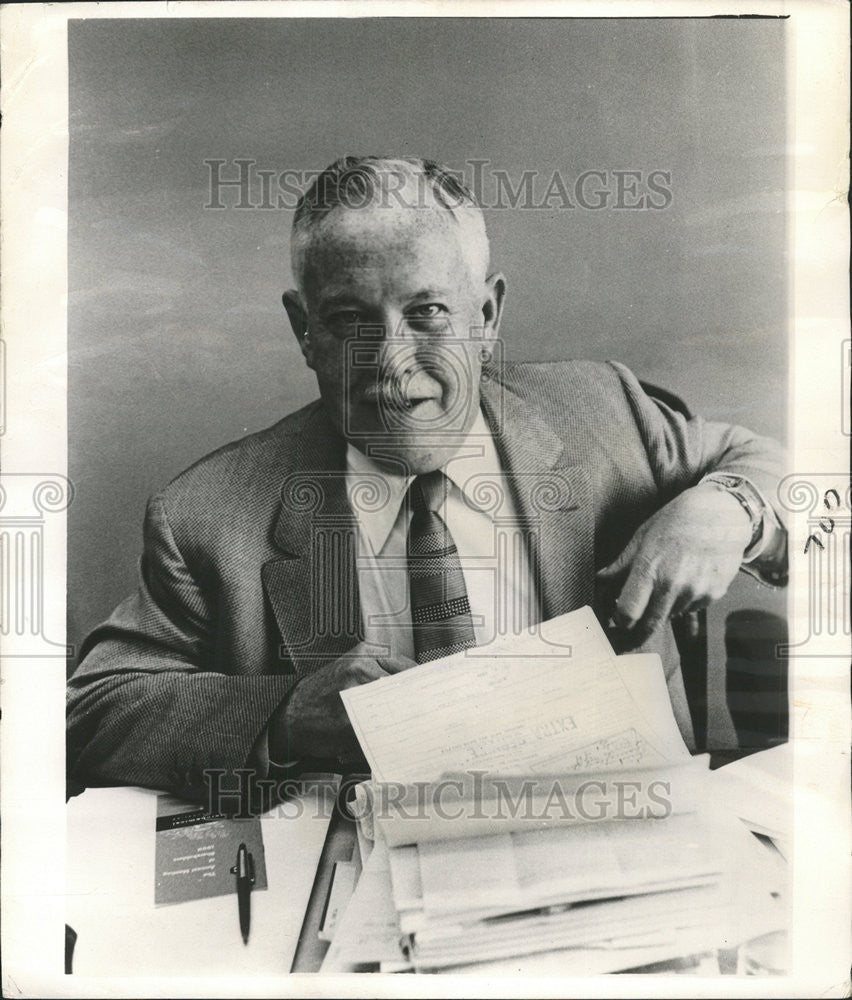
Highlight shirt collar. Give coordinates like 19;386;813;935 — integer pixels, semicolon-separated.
345;409;503;554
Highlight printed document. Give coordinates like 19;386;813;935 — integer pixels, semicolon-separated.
342;607;688;782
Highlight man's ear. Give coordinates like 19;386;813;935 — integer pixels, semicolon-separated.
481;272;506;341
282;290;313;364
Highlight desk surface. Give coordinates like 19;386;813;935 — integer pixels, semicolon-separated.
66;781;338;976
66;747;791;977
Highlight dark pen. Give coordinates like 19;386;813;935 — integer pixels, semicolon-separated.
230;842;255;945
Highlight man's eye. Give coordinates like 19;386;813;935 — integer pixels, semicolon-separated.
331;310;362;326
406;304;447;320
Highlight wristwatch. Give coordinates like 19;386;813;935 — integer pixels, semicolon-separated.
701;473;766;558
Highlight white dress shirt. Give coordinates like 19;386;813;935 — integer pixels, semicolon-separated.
346;410;540;660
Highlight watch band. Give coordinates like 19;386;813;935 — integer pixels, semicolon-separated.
701;473;766;557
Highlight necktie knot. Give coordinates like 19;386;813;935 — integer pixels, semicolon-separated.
410;469;449;514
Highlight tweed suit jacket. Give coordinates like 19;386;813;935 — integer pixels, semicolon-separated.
67;360;784;801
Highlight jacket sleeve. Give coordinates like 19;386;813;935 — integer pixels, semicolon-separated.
66;494;296;804
609;361;787;586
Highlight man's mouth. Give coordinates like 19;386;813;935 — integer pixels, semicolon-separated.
360;383;441;412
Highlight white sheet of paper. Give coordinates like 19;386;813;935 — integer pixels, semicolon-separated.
611;652;691;762
707;744;793;846
317;860;358;942
414;811;722;918
388;843;422;913
319;835;405;971
342;607;688;783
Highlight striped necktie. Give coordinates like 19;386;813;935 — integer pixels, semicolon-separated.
407;470;476;664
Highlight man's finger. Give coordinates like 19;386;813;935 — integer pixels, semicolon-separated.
613;564;655;629
670;588;697;620
596;539;638;581
632;578;679;640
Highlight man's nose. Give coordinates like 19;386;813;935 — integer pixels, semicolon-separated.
375;316;421;380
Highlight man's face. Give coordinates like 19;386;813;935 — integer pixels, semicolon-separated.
286;205;504;475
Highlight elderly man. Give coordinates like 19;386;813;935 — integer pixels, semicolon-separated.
67;156;786;803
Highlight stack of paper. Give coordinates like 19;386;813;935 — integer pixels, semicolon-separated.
328;608;786;973
389;808;782;971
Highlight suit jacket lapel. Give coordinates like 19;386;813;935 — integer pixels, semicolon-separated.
262;405;363;678
480;373;595;620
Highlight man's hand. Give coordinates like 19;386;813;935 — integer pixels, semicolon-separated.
271;642;416;762
596;482;753;643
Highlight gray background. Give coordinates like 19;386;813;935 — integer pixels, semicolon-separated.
68;17;788;744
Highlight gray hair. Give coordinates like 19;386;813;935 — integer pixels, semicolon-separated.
290;156;490;292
